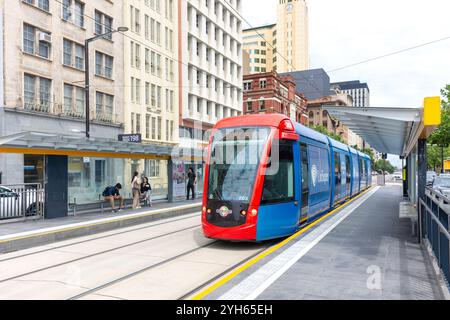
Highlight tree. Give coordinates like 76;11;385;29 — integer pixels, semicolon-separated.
373;160;395;175
310;125;344;143
428;84;450;172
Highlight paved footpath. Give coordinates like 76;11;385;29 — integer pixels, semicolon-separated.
204;185;446;300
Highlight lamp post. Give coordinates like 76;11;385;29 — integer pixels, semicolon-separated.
84;27;129;139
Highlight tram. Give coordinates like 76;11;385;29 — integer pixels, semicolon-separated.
201;114;371;241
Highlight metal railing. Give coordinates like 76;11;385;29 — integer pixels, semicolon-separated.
419;187;450;287
0;184;45;220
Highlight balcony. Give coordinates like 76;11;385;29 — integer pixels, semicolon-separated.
11;98;122;126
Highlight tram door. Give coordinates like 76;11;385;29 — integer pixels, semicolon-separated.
299;143;309;223
345;155;351;197
333;152;341;204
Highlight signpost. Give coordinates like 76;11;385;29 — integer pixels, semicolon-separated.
118;134;142;143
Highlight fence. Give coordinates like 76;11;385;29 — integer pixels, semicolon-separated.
0;184;45;220
419;187;450;287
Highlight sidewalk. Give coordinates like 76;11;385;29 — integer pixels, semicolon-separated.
0;199;201;254
202;185;447;300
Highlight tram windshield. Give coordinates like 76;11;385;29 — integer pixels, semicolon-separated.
207;127;271;202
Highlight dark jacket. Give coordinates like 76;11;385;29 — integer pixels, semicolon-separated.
141;182;152;193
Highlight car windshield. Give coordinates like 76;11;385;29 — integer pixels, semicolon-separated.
434;177;450;188
207;127;271;202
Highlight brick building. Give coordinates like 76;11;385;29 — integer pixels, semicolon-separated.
243;72;308;124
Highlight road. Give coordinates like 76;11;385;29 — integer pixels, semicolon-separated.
0;212;269;300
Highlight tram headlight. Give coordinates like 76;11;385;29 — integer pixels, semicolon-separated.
240;210;247;216
207;208;212;214
250;209;258;217
202;206;206;213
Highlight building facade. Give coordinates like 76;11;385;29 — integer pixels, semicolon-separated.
276;0;309;72
242;0;309;74
179;0;243;146
243;72;308;124
307;93;360;146
123;0;180;193
242;24;276;75
331;80;370;107
0;0;125;196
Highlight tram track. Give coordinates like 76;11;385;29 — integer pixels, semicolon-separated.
0;223;202;283
68;240;220;300
176;242;275;300
0;213;199;263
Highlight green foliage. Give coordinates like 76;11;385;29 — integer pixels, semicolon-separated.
429;85;450;147
352;145;375;164
310;125;344;143
373;160;395;174
427;84;450;172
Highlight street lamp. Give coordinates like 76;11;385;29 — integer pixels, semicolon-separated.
84;27;129;139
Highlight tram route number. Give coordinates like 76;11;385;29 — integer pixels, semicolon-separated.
176;304;273;317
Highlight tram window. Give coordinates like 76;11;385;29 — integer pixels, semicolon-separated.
261;140;294;204
334;152;341;185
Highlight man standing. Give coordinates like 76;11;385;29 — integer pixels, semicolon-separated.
186;167;197;200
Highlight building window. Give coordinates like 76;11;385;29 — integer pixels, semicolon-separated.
94;10;113;40
23;23;51;59
243;82;252;91
23;74;52;111
63;84;84;116
95;92;114;122
25;0;50;12
95;51;113;79
259;99;265;110
62;0;84;27
63;39;85;70
260;80;267;88
247;100;252;111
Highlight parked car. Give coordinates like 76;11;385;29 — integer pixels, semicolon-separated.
392;172;402;180
427;171;437;186
0;186;40;218
432;176;450;198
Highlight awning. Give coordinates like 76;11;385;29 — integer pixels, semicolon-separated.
0;131;204;161
322;106;423;156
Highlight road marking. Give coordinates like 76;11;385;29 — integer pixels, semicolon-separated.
0;203;201;244
220;186;380;300
192;186;376;300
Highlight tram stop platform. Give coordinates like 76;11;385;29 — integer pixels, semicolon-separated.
0;200;202;254
195;184;450;300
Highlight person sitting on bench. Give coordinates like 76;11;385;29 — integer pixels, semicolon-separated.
102;183;125;213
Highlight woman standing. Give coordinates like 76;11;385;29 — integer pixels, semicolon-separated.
131;171;141;209
141;177;152;207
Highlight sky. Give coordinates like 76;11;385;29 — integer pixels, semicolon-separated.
243;0;450;168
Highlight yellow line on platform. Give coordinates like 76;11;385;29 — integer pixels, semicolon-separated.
191;186;375;300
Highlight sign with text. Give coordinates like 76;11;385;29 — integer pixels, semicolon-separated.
118;134;142;143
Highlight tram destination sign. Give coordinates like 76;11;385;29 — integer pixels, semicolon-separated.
118;134;142;143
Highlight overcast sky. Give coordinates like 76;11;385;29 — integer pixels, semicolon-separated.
243;0;450;167
242;0;450;107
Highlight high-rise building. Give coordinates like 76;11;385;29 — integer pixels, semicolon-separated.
122;0;179;190
242;24;276;75
242;0;309;74
179;0;243;149
276;0;309;72
331;81;370;107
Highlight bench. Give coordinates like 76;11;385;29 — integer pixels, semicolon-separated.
69;195;148;215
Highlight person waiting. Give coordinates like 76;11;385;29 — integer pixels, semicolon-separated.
102;183;125;213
